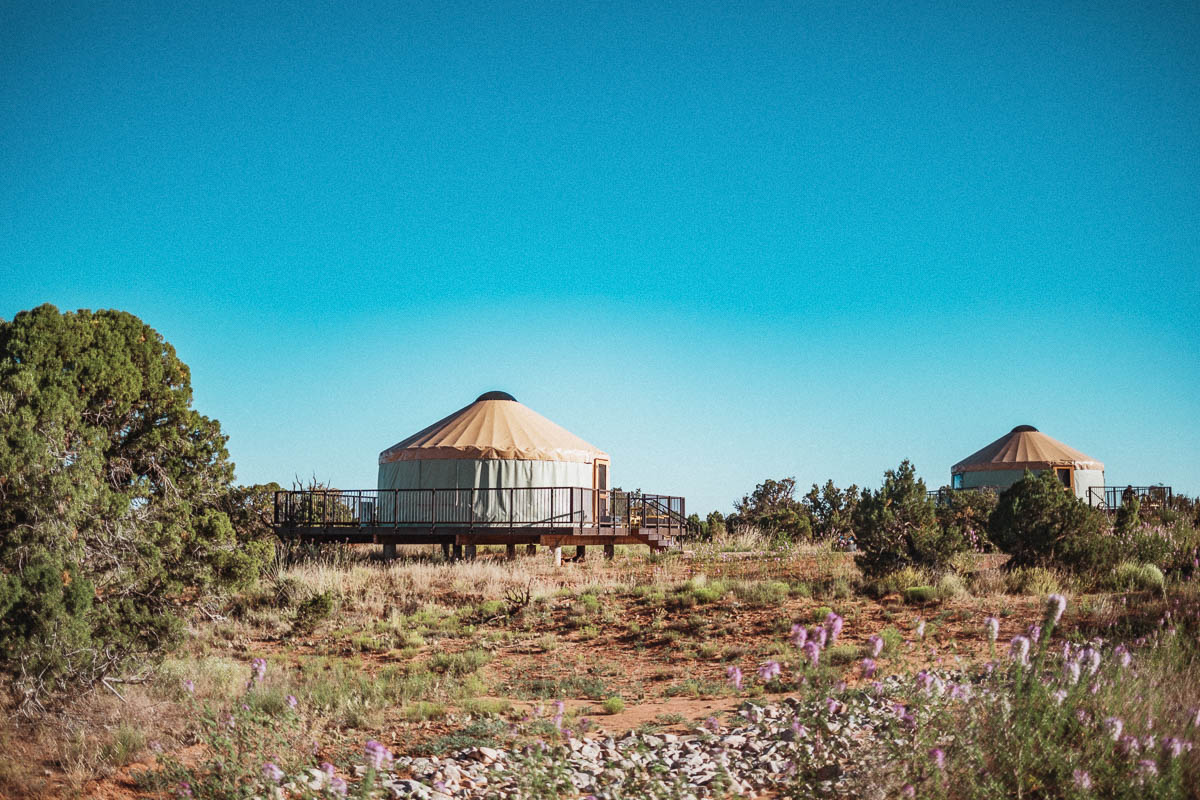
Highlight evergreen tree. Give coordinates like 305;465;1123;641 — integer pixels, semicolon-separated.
853;460;963;577
0;304;262;707
988;469;1111;572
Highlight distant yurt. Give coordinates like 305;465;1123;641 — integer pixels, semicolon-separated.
377;391;610;523
951;425;1105;503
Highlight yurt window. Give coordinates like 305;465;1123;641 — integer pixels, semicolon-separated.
1055;468;1072;488
952;473;964;490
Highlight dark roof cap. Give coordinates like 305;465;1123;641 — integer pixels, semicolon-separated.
1011;425;1039;433
476;391;517;402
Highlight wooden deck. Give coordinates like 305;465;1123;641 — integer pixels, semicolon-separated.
272;488;686;554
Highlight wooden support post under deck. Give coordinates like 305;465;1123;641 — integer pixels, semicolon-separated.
382;543;397;560
604;543;615;560
574;545;586;561
506;543;516;560
441;542;451;560
526;544;537;556
552;545;562;566
464;544;477;560
452;544;463;560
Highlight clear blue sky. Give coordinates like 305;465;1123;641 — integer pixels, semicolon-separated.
2;0;1198;513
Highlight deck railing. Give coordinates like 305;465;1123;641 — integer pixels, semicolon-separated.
274;487;686;534
1087;485;1173;512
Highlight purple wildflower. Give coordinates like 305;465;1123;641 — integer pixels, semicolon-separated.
1072;769;1092;791
814;626;828;648
1027;623;1041;644
321;763;336;778
1050;689;1067;705
758;661;782;682
791;720;808;738
929;748;945;770
249;657;267;684
175;782;193;799
1105;717;1124;741
182;679;194;694
553;700;565;730
867;634;884;657
329;776;348;797
1114;645;1132;669
1046;593;1067;626
984;616;999;642
916;671;933;693
901;785;915;798
861;658;877;678
1161;737;1185;759
286;694;298;709
365;739;392;771
916;619;926;639
703;716;720;733
1064;661;1081;685
825;612;844;644
726;666;743;689
1136;759;1158;780
262;762;284;783
1009;635;1030;666
802;641;820;667
789;623;808;648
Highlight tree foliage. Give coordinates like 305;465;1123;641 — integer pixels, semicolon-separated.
988;469;1112;572
933;486;997;551
729;477;812;541
803;480;859;546
0;304;261;706
852;460;964;578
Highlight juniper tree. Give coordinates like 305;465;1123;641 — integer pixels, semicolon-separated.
0;304;266;707
852;459;963;577
988;469;1112;573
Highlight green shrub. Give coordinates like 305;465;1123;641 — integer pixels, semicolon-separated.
601;696;625;714
853;460;965;578
825;644;859;665
732;580;790;606
989;469;1114;574
293;591;334;632
429;649;491;676
1005;566;1061;596
936;572;969;599
867;566;931;597
879;626;904;655
404;701;448;721
1108;562;1165;593
904;585;938;604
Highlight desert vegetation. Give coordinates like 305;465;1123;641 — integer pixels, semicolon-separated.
3;305;1200;799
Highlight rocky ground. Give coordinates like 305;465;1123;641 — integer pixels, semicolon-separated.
366;675;915;799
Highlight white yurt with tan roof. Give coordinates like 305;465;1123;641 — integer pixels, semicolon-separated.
951;425;1104;503
377;391;610;522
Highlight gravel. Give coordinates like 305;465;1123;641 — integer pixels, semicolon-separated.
365;675;918;798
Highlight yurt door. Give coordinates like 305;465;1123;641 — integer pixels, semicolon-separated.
594;459;610;524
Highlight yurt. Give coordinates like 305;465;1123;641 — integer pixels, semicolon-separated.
950;425;1104;503
377;391;610;523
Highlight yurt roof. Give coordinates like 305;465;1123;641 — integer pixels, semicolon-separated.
379;392;609;464
951;425;1104;474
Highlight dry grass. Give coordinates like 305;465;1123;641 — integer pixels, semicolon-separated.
3;542;1158;799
